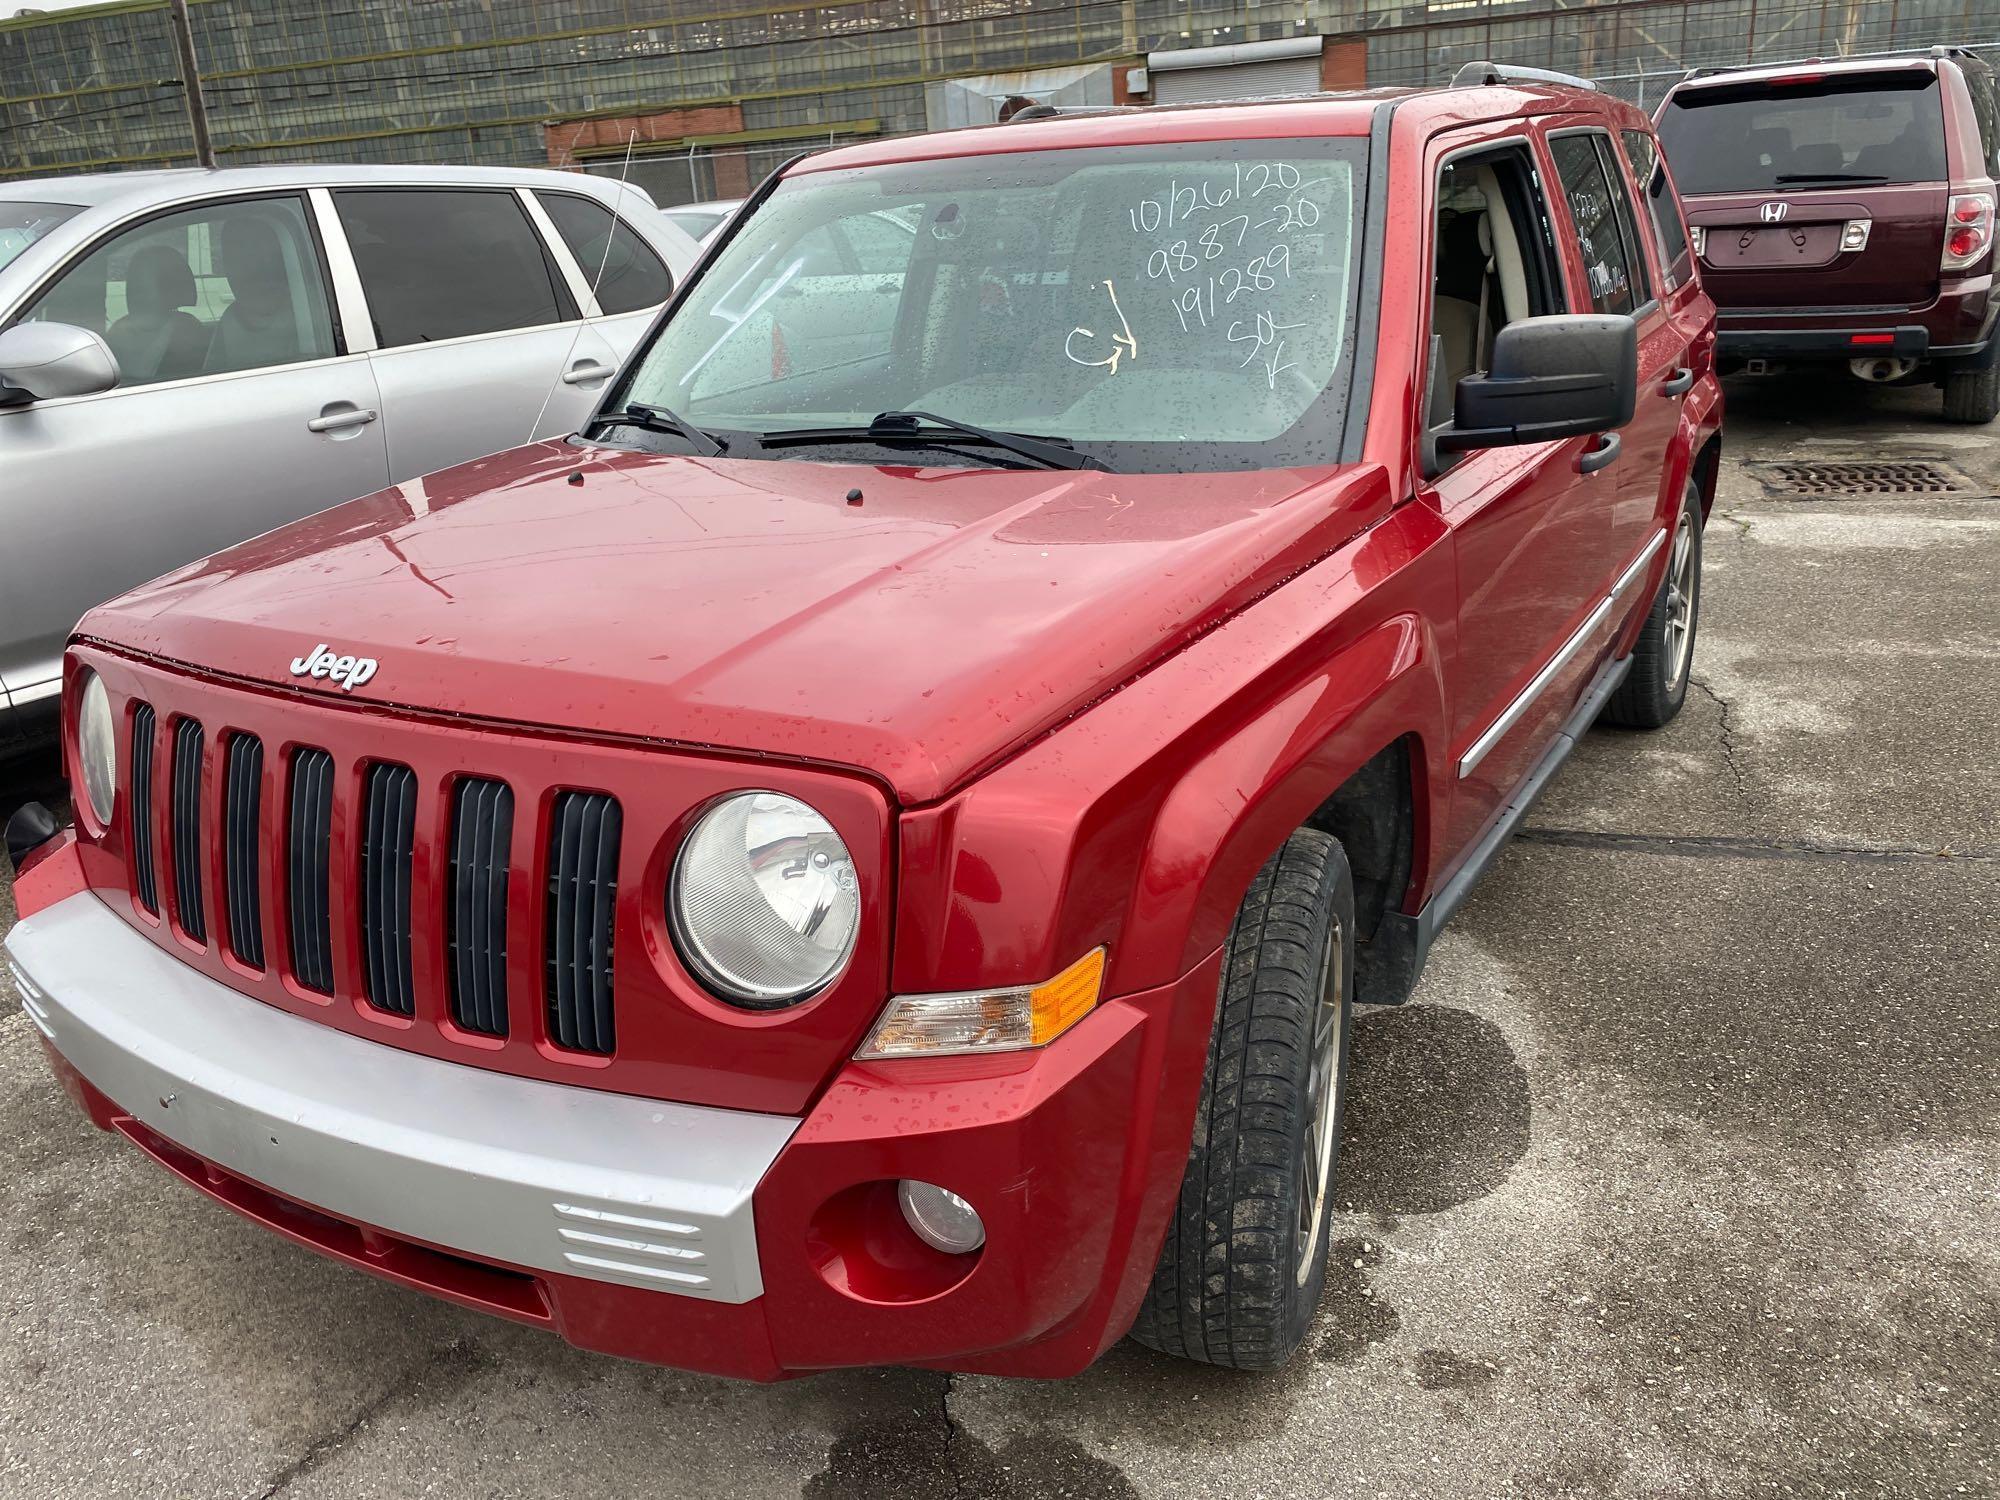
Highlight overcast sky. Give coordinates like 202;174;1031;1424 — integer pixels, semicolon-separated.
1;0;107;17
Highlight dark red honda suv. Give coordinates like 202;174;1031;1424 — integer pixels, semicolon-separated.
1657;48;2000;421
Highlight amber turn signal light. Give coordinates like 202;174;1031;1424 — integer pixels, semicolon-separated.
856;948;1108;1059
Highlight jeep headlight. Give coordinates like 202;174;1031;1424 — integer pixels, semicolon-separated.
75;669;117;826
671;791;859;1007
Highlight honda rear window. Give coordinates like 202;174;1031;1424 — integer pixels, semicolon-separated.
1659;72;1947;195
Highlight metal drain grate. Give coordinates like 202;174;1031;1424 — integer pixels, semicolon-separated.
1753;460;1969;497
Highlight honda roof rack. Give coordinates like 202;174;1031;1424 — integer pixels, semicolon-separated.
1684;46;1986;82
1449;60;1599;92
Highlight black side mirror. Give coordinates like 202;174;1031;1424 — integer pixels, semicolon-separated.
1437;314;1637;454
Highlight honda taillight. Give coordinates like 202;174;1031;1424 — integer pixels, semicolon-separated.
1943;192;1995;271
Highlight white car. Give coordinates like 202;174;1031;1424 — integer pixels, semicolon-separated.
659;198;742;244
0;165;699;739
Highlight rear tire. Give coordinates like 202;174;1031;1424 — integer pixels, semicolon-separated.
1131;828;1354;1371
1942;366;2000;424
1603;480;1702;730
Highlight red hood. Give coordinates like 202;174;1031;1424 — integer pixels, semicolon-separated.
80;441;1390;803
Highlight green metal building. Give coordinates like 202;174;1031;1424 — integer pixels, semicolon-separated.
4;0;1996;199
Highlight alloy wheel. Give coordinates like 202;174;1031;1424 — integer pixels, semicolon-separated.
1294;916;1345;1285
1663;510;1697;691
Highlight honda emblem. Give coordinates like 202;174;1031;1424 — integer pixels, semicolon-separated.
1759;200;1789;223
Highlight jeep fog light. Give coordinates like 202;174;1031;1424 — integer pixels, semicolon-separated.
75;670;117;826
898;1180;986;1254
672;791;859;1006
857;947;1105;1059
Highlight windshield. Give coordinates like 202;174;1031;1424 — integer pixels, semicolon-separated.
1659;73;1947;194
617;138;1367;472
0;200;82;275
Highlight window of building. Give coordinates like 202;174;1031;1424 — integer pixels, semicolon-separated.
536;191;674;316
1549;132;1650;316
19;194;334;388
334;188;567;347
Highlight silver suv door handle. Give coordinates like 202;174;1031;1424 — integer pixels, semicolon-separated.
308;407;378;433
1661;367;1694;397
561;361;612;385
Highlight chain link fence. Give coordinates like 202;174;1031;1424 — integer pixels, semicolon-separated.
5;0;2000;187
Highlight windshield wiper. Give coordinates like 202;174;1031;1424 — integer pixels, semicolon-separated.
758;410;1109;472
589;401;727;455
1772;172;1889;184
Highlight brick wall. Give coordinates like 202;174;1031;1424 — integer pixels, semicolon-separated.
1321;38;1367;90
545;104;751;195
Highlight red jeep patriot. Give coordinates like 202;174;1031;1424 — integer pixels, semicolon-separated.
5;69;1721;1379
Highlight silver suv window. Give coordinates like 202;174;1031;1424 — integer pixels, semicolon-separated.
18;194;335;388
334;188;567;348
536;191;673;316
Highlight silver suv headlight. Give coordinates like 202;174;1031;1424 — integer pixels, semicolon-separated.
670;791;859;1007
75;669;117;827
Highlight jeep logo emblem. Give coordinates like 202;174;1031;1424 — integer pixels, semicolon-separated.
289;643;378;692
1759;200;1789;223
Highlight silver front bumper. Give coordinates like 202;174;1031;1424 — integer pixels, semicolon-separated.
4;891;796;1303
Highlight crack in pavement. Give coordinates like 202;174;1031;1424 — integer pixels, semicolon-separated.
1687;673;1748;797
938;1371;966;1500
248;1337;483;1499
1516;825;2000;864
1714;504;1757;539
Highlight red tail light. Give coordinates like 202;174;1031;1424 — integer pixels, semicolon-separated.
1943;192;1995;271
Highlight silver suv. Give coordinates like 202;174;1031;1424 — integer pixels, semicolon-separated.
0;166;699;740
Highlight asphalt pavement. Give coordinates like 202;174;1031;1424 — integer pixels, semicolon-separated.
2;373;1994;1499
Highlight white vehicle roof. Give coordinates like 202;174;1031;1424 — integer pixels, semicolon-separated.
0;163;657;211
0;164;698;305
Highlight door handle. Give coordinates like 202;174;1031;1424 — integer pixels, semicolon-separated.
561;361;612;385
1661;366;1695;397
1577;432;1622;474
307;407;378;433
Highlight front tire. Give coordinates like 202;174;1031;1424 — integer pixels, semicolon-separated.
1131;828;1354;1370
1942;366;2000;424
1603;480;1702;730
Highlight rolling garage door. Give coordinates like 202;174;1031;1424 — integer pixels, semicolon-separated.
1147;37;1324;105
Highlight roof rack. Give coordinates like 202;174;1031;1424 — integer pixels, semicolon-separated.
1003;103;1148;123
1450;60;1599;92
1682;44;1988;82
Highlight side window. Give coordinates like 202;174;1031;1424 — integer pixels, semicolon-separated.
19;195;334;389
1621;129;1693;291
1426;146;1567;432
1966;66;2000;176
790;223;853;277
334;189;567;347
837;211;919;276
683;208;912;400
536;192;673;316
1549;133;1648;316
